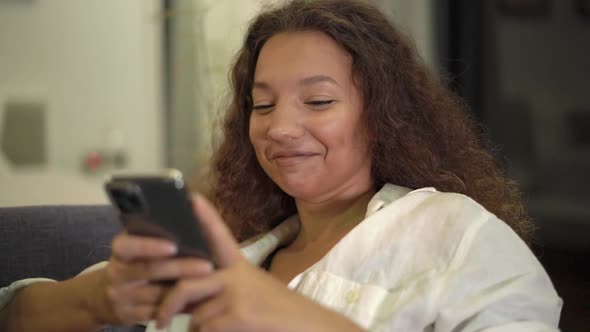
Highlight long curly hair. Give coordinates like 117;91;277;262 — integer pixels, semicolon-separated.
208;0;534;243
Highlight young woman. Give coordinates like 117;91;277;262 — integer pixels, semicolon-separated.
0;1;561;331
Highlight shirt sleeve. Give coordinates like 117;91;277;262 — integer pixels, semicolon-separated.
0;261;107;312
0;278;57;311
434;212;563;332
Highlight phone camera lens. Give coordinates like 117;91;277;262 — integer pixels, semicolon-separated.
111;189;145;214
126;195;142;211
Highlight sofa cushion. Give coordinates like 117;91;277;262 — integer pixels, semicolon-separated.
0;205;120;287
0;205;149;331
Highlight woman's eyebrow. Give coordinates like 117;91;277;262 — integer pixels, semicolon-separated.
300;75;340;87
252;81;272;91
252;75;340;91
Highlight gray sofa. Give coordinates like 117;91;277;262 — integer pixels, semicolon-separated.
0;205;145;332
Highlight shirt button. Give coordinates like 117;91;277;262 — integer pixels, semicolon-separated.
345;289;360;303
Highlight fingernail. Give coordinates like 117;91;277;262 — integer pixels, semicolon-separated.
166;243;178;255
156;318;167;329
189;261;213;275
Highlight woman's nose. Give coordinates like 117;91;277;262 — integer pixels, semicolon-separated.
266;105;304;142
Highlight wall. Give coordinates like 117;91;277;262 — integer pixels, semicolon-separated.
374;0;437;70
0;0;164;174
0;0;164;205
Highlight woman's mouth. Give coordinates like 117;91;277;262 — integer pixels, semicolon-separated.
270;151;319;167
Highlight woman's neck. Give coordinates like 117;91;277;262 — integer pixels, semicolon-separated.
290;184;376;251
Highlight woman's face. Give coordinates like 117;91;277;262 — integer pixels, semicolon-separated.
249;31;373;202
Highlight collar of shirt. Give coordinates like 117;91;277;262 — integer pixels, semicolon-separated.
239;183;415;266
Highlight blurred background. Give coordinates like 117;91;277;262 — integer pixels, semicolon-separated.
0;0;588;329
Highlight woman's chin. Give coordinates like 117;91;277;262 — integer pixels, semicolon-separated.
275;179;319;201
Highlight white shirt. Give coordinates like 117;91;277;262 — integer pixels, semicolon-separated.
1;184;562;331
145;184;562;331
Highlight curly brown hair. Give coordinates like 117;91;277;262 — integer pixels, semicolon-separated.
208;0;534;243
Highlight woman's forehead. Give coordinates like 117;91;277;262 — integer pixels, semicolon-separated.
253;31;353;87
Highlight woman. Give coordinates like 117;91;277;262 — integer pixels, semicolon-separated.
0;0;561;331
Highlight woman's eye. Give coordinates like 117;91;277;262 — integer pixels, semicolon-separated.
253;104;274;112
306;100;334;107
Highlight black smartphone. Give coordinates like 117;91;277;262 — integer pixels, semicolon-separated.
104;169;212;261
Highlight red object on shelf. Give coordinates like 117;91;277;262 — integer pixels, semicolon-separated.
85;151;102;172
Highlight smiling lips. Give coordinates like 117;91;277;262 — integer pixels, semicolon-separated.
269;150;319;167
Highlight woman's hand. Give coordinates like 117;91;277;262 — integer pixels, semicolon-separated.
91;233;214;326
155;195;364;332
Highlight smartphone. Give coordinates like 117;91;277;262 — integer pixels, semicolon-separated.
104;169;212;261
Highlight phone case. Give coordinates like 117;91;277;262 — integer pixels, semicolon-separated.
104;169;212;261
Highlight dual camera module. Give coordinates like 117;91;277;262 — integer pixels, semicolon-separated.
106;182;148;214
